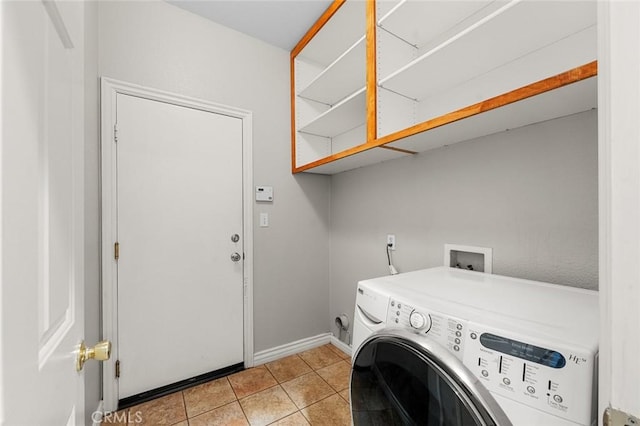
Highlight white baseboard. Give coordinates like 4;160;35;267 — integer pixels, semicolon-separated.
91;400;104;426
253;333;332;365
330;335;352;357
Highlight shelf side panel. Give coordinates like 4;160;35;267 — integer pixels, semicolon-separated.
377;87;417;138
376;26;417;82
296;97;331;130
295;57;326;95
296;133;332;167
298;37;366;105
332;124;366;154
299;0;366;66
298;89;366;138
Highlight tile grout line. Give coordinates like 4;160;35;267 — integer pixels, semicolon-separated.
226;376;241;402
122;345;351;426
236;397;252;426
180;390;188;424
279;371;338;412
183;377;242;422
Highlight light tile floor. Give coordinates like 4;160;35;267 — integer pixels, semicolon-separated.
104;344;352;426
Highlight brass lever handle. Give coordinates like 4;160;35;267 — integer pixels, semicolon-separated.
76;340;111;372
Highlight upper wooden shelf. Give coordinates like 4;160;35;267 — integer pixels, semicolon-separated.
377;0;499;50
383;73;597;154
379;1;596;101
299;62;597;175
291;0;598;175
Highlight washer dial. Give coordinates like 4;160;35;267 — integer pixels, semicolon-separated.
409;311;431;331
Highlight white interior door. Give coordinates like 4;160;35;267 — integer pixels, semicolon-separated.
115;93;245;399
0;1;86;424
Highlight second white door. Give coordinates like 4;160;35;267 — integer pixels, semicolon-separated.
116;93;244;399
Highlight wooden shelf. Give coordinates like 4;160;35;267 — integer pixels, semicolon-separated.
379;1;596;101
295;63;596;175
301;146;410;175
292;0;368;170
379;64;597;152
377;26;597;138
382;77;598;156
298;36;365;106
298;88;366;138
291;0;598;175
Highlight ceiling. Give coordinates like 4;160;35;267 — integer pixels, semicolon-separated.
166;0;334;51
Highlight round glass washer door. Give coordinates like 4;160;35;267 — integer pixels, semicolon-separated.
351;329;511;426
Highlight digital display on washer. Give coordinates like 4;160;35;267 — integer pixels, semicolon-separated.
480;333;566;368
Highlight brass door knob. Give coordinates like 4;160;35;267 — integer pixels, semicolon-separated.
76;340;111;372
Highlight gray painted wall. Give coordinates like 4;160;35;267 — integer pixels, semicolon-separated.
86;0;331;406
330;110;598;339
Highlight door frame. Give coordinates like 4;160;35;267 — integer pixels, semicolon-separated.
99;77;254;411
597;1;640;420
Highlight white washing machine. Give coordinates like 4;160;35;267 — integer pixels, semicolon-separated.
351;267;598;426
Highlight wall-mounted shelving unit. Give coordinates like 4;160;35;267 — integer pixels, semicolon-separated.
290;0;598;175
291;0;367;169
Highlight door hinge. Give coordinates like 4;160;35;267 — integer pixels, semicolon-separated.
115;360;120;378
603;407;639;426
114;123;119;143
114;242;120;260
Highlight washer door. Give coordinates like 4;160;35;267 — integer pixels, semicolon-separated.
351;329;511;426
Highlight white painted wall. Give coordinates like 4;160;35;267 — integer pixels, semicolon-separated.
330;111;598;339
84;1;100;424
91;0;330;392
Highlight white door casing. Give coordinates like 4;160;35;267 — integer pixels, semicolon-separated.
0;1;85;424
101;79;254;411
597;1;640;422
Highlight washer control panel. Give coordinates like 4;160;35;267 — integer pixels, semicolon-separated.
463;323;596;425
387;298;467;360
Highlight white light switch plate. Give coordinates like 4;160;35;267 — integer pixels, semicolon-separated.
259;213;269;227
